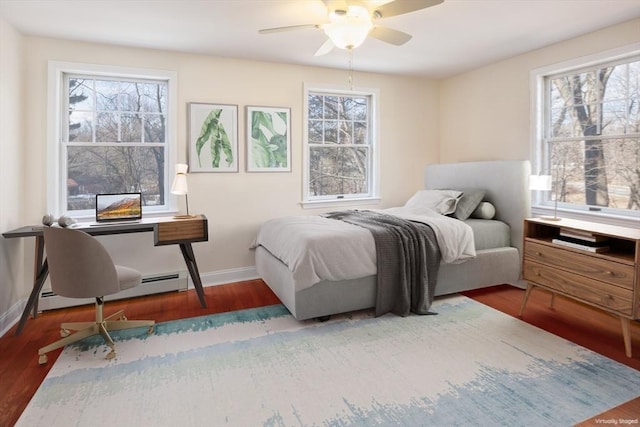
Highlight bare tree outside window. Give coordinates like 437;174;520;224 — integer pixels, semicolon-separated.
65;75;168;212
545;58;640;213
307;91;372;199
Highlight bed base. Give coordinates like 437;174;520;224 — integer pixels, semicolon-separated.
256;246;523;320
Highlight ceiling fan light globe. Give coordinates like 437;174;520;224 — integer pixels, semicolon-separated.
323;19;372;50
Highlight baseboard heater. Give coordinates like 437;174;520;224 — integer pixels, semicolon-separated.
38;271;188;311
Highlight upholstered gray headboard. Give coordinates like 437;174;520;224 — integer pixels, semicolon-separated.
424;160;531;255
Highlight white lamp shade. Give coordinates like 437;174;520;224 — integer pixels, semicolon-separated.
323;6;372;50
171;163;189;195
529;174;552;191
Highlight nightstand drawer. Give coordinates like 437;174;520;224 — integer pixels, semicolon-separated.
523;261;633;315
524;240;635;290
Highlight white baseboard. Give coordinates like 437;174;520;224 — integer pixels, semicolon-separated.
197;266;259;288
38;271;189;311
0;266;261;338
0;299;26;338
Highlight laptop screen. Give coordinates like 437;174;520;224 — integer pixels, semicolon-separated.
95;193;142;222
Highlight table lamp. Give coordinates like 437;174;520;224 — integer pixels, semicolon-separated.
171;163;195;218
530;174;560;221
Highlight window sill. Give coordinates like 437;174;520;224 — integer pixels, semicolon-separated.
531;205;640;229
301;197;382;210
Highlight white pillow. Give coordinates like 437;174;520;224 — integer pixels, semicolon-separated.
404;190;463;215
471;201;496;219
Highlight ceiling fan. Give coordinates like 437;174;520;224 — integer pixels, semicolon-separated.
259;0;444;56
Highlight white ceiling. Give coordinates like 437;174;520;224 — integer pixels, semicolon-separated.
1;0;639;78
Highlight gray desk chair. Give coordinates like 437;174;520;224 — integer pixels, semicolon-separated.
38;226;155;364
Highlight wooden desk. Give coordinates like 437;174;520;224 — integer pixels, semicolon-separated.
2;215;208;335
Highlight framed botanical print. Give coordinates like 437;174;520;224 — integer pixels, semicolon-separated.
188;103;238;172
246;106;291;172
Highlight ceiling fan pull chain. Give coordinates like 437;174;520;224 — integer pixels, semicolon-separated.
348;47;354;91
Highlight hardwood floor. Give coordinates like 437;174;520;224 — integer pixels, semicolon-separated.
463;285;640;426
0;281;638;426
464;285;640;371
0;279;280;427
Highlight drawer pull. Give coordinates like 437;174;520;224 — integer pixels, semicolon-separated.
604;270;614;276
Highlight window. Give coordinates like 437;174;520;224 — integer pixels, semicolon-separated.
303;85;378;207
48;62;177;218
533;45;640;220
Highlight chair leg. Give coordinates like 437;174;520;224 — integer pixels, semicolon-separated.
98;322;117;360
106;319;155;331
60;321;95;331
105;309;126;321
37;296;154;364
38;297;107;364
102;297;154;333
38;324;99;364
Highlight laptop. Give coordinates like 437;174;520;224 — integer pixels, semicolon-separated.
94;192;143;225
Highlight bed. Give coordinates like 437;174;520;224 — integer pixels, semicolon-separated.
253;159;531;320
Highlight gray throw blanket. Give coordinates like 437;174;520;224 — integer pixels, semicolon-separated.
325;210;441;317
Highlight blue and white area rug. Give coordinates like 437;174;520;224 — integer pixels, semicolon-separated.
17;295;640;426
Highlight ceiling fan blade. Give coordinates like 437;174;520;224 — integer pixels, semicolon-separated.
259;24;320;34
314;39;335;56
373;0;444;19
369;26;412;46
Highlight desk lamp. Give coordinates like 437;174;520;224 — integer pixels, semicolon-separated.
171;163;195;219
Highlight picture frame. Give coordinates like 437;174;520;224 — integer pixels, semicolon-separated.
246;106;291;172
188;102;238;173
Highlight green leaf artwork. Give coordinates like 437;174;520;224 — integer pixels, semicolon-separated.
250;110;288;169
195;109;234;168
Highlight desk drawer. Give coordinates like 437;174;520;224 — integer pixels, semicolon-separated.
524;240;634;289
155;217;208;246
523;261;633;315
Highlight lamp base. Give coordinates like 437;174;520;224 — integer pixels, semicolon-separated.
539;215;562;221
173;214;197;219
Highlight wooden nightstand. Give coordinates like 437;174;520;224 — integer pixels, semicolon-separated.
519;217;640;357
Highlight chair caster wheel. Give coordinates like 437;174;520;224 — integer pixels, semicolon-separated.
39;354;48;365
106;350;116;360
147;326;155;334
60;328;70;337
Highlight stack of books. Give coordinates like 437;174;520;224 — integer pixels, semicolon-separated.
552;228;610;253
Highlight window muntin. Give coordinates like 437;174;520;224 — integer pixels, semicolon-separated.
60;73;170;215
305;89;376;202
539;54;640;216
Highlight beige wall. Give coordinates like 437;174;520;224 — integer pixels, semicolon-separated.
16;36;437;293
439;18;640;163
2;17;638;329
0;18;26;330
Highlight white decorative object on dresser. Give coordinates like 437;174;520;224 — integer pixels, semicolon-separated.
519;217;640;357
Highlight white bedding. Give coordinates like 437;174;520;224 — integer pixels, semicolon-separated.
252;207;475;292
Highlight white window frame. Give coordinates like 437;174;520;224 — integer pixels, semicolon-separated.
530;42;640;227
47;61;178;219
302;83;380;209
